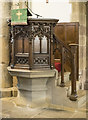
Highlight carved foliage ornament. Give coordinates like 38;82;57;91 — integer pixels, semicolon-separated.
31;23;51;39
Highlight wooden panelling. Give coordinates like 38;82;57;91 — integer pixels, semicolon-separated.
54;22;79;45
54;22;79;79
24;37;29;53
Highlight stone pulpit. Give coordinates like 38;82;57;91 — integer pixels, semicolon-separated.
7;18;59;107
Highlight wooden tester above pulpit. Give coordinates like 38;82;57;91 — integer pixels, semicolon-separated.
9;18;59;70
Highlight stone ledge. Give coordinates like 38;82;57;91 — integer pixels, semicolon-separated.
57;72;70;86
7;66;56;78
51;86;86;109
0;87;18;98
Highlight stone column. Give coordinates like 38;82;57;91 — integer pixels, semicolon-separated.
84;2;88;89
28;0;32;10
11;1;19;9
79;2;86;90
70;2;80;22
19;0;28;9
70;2;86;89
0;2;13;89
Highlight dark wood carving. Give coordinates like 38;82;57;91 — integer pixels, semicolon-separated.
8;18;58;69
54;22;79;80
53;34;78;101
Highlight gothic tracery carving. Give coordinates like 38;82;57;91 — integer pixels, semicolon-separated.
9;19;58;69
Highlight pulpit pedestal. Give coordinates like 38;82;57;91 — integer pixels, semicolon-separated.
7;67;56;107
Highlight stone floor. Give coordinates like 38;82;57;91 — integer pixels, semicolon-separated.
0;97;87;119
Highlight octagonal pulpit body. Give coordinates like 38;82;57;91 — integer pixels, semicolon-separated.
9;18;59;69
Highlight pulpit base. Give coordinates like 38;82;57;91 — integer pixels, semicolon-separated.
7;67;56;108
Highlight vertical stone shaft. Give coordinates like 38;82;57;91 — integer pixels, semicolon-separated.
85;2;88;89
71;2;86;89
19;0;28;9
0;2;12;88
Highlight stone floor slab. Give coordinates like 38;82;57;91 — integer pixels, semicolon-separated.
0;97;87;119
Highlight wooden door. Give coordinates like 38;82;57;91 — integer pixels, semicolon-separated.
54;22;79;79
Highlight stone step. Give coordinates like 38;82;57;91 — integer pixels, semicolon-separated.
56;71;81;97
66;89;86;108
49;75;86;109
57;72;70;86
65;81;81;97
0;87;18;98
77;90;86;107
50;85;86;109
